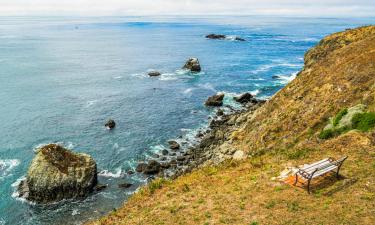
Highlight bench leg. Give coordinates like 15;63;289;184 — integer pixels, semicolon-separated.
307;178;312;194
336;166;342;178
336;157;348;178
294;174;298;185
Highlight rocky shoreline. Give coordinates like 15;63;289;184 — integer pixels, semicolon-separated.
136;93;266;180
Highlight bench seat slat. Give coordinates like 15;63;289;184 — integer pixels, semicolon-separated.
312;165;338;178
301;158;330;171
302;161;332;173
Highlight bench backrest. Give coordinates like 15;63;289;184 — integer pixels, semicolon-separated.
300;156;348;176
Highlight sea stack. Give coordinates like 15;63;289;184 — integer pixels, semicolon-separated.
18;144;98;204
183;58;201;72
105;119;116;129
205;93;225;107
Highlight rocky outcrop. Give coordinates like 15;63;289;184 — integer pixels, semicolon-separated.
148;71;161;77
136;160;162;175
183;58;201;72
206;34;245;41
205;93;224;107
105;119;116;129
234;93;256;104
18;144;97;204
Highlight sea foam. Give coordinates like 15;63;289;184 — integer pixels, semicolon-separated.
98;167;123;178
0;159;20;180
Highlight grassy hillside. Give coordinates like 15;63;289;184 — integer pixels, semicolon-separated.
89;26;375;225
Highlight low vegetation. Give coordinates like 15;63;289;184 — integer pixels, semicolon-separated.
352;112;375;132
319;108;375;139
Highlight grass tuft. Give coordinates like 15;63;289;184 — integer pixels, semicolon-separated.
148;178;167;194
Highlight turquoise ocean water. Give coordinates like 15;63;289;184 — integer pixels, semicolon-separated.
0;16;374;225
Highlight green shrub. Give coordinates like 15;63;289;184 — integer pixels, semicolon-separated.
352;112;375;132
319;129;335;139
319;126;350;139
333;108;348;126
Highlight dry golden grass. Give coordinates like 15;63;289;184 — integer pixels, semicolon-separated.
90;131;375;225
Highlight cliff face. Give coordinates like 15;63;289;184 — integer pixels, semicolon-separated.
233;25;375;152
89;26;375;225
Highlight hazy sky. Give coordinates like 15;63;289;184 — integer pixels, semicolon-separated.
1;0;374;17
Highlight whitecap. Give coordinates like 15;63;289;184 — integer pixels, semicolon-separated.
274;72;298;84
180;128;192;132
183;88;194;95
72;209;80;216
86;100;97;107
131;73;147;79
247;77;265;81
251;62;302;74
113;76;123;80
250;89;260;96
159;73;178;81
198;83;216;92
98;167;123;178
0;159;20;180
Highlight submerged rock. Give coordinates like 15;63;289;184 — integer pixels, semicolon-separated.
168;140;180;150
18;144;98;204
234;93;256;104
205;93;225;107
118;183;132;189
161;149;169;156
94;184;108;192
182;58;201;72
105;119;116;129
234;37;246;41
148;71;161;77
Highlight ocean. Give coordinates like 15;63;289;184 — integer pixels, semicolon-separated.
0;16;374;225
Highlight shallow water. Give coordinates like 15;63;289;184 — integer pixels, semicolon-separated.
0;16;374;225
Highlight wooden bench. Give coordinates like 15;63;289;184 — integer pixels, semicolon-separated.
294;156;348;193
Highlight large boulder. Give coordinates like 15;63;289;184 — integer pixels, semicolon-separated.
182;58;201;72
18;144;97;204
143;160;162;175
234;93;256;104
168;140;180;150
205;93;225;107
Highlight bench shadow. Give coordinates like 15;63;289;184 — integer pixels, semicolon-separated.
284;172;357;195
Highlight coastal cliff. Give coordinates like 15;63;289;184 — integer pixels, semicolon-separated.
89;26;375;225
